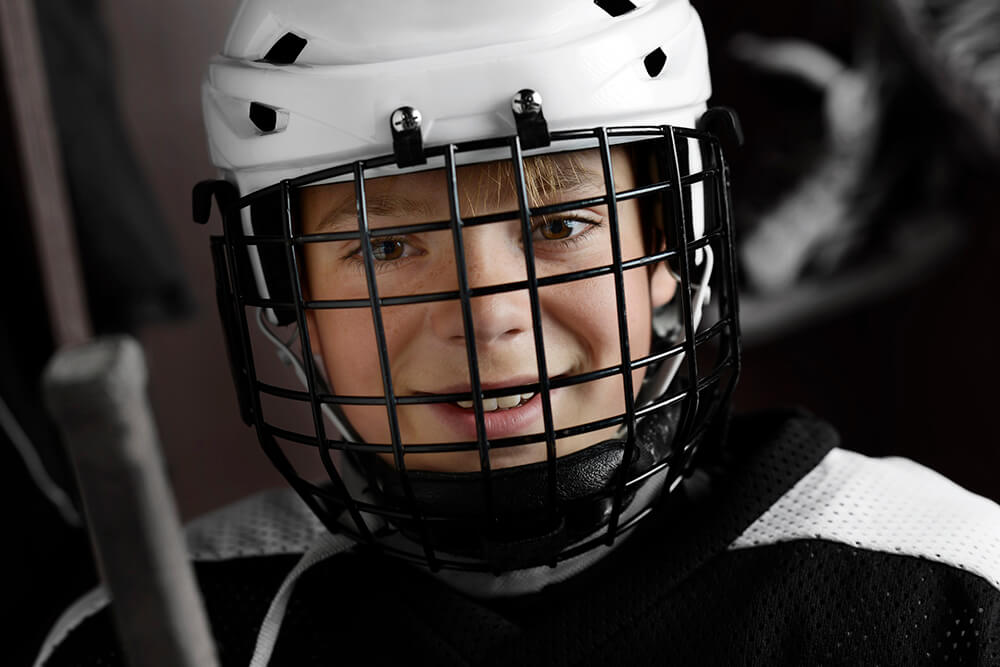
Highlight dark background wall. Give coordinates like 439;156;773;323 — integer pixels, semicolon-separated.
99;0;286;520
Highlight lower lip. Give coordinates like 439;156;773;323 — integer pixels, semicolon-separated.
426;391;552;441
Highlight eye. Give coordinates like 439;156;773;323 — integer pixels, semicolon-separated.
371;239;405;261
534;216;591;241
344;236;421;267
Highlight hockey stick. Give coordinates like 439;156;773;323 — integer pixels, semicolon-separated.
42;339;218;666
0;2;218;665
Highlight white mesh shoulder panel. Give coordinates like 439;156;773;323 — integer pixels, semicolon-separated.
185;487;327;561
730;448;1000;590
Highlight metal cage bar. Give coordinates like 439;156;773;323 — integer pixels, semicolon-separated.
352;161;438;568
710;137;743;416
231;171;717;247
235;234;716;312
253;314;726;408
442;144;498;530
662;128;702;453
281;180;373;542
262;407;630;455
595;127;639;544
509;136;560;542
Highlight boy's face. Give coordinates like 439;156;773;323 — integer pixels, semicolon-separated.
301;148;676;472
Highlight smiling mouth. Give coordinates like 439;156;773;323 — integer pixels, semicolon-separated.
421;382;557;442
454;392;536;412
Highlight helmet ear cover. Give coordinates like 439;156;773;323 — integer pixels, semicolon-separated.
216;187;302;326
247;192;299;325
209;235;255;426
193;179;300;326
629;128;724;345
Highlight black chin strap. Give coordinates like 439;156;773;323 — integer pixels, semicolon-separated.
370;407;679;571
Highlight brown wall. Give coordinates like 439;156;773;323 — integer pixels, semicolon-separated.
100;0;290;519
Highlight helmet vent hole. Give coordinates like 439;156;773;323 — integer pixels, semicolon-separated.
259;32;307;65
643;48;668;78
249;102;279;133
594;0;637;17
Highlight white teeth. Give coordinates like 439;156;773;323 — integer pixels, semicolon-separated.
497;394;521;409
454;392;537;412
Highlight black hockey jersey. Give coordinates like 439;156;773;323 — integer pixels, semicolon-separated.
35;412;1000;665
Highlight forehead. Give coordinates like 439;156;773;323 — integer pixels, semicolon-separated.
300;147;635;232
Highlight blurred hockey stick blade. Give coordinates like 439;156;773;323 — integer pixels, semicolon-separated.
43;336;218;667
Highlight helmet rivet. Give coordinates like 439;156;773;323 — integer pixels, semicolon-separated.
390;106;422;133
511;89;543;116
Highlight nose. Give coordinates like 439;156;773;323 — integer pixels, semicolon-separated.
429;233;532;347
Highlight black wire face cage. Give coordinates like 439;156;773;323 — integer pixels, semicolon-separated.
196;123;742;573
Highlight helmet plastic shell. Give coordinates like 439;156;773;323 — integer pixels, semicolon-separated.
202;0;712;193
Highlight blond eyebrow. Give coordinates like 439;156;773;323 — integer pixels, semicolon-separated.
314;193;438;232
475;153;606;212
525;160;605;201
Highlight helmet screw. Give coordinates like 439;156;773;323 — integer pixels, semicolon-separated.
511;89;543;116
390;106;426;167
391;106;422;132
511;89;550;149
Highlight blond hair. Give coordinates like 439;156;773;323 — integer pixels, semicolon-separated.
461;151;597;215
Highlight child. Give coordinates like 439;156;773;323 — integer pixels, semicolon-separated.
37;0;1000;665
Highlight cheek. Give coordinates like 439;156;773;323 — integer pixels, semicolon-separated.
314;310;379;393
313;309;391;443
546;267;652;366
314;305;427;393
624;268;653;359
